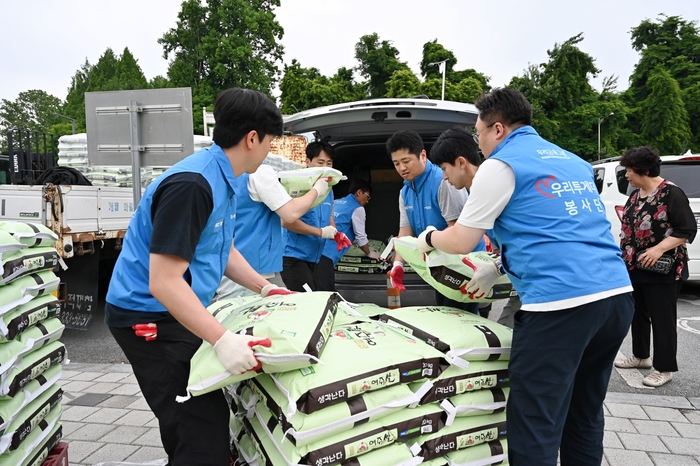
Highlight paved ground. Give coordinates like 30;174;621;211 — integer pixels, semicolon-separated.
55;362;700;466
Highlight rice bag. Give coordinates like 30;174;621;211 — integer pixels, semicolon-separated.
0;222;58;248
378;307;512;365
182;292;339;399
278;167;345;208
269;320;448;415
409;362;510;405
387;237;514;302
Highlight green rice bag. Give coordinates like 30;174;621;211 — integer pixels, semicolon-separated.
181;292;339;400
335;263;389;274
442;438;508;466
0;365;61;438
389;237;514;303
0;232;26;257
333;301;387;327
278;167;345;208
252;400;444;466
0;341;66;398
0;271;60;319
379;307;512;365
409;362;510;405
0;404;61;466
242;373;431;446
0;223;58;249
0;384;61;454
0;247;60;286
0;295;60;342
0;318;64;379
440;387;509;426
407;412;507;461
269;320;448;415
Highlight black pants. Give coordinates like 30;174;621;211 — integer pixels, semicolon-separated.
313;255;336;291
507;292;634;465
110;322;230;466
435;290;479;314
631;281;682;372
281;256;317;292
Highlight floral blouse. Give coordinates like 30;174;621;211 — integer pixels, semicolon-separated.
620;180;696;281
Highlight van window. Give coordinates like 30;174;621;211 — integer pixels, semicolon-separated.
661;162;700;198
593;168;604;194
615;165;629;195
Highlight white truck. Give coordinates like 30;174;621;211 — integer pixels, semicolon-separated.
1;88;197;329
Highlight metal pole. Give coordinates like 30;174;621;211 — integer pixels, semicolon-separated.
129;100;142;206
441;62;446;101
597;118;602;160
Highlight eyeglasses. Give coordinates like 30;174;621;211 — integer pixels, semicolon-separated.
364;192;371;200
472;122;496;143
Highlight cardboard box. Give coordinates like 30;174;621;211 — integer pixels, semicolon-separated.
371;169;403;183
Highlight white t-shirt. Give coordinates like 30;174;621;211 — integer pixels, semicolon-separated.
399;179;468;229
247;165;292;212
457;158;629;312
351;207;369;247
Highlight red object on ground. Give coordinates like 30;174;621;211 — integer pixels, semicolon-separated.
42;442;69;466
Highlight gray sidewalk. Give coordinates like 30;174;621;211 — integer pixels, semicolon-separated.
57;362;700;466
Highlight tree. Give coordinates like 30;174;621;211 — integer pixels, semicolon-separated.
385;69;422;98
63;58;92;130
420;40;457;79
639;67;691;154
354;33;410;98
159;0;285;133
0;90;65;150
279;60;362;114
115;48;149;90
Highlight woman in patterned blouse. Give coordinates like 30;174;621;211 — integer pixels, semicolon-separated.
614;146;697;387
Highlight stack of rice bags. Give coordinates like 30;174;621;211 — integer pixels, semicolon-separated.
335;239;390;275
57;133;89;173
86;166;154;188
0;222;66;465
221;293;511;465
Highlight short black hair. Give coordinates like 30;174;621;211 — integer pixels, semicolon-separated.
349;177;372;196
429;126;482;168
212;88;283;149
386;130;424;158
619;146;661;177
306;140;335;160
475;87;532;128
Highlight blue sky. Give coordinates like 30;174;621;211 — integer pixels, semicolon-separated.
2;0;699;104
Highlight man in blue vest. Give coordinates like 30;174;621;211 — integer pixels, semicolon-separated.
105;88;295;466
281;141;337;291
214;161;330;299
418;88;634;465
387;129;485;314
314;178;377;291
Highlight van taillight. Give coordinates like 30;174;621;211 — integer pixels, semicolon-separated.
679;156;700;161
615;206;624;221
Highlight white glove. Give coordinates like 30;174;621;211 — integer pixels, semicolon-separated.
464;259;502;299
368;250;381;260
260;284;295;297
213;331;266;375
312;177;330;200
417;225;438;254
320;225;337;239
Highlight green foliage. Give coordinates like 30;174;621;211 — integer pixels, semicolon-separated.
159;0;284;133
420;40;457;79
354;33;410;98
0;90;65;151
639;67;691;154
279;60;362;114
385;69;422;98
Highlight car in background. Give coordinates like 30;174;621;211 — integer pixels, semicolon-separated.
283;98;480;306
592;154;700;281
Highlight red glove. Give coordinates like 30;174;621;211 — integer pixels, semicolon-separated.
260;284;295;297
334;232;353;252
248;338;272;372
133;323;157;341
390;261;406;291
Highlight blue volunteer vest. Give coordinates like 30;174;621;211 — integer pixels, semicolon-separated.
322;193;363;265
106;144;238;312
283;192;334;263
402;160;485;251
234;173;283;275
490;126;631;305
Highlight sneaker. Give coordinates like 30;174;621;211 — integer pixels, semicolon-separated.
614;355;652;369
643;370;673;387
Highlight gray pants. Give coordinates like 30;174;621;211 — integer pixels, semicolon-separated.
498;295;521;328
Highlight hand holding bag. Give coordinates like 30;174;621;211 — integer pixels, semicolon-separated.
635;250;674;275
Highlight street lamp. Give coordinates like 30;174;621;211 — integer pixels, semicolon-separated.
53;113;76;134
597;112;614;160
428;59;448;101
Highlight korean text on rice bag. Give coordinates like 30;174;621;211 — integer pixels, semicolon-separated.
269;320;448;416
182;292;339;399
379;307;513;365
277;167;345;208
409;362;510;405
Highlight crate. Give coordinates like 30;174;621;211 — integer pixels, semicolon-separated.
42;442;68;466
